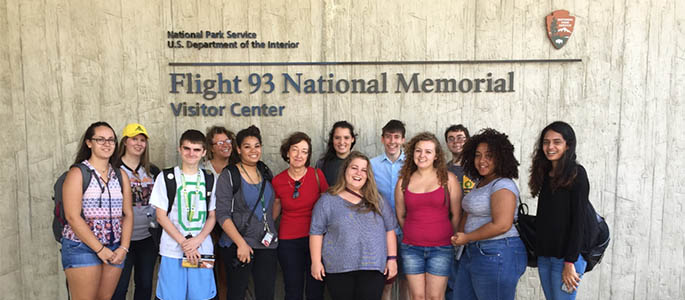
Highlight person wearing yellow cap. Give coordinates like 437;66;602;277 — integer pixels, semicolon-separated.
112;123;161;300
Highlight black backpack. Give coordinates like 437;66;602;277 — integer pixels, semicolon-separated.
581;201;610;272
148;168;215;246
161;168;215;216
52;163;124;243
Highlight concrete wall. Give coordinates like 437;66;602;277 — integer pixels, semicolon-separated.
1;0;683;299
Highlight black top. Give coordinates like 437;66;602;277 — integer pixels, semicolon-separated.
535;165;589;262
316;156;344;187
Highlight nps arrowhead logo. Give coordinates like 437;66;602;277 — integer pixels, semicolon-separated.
546;10;576;49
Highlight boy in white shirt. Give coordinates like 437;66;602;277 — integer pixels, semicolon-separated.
150;129;217;300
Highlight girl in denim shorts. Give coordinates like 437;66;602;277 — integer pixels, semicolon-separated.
61;122;133;300
395;132;463;300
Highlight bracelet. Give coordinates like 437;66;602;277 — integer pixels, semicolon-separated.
120;246;129;253
387;256;397;261
96;244;105;254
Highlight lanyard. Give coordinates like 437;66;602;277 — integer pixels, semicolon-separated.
239;163;271;233
180;171;201;222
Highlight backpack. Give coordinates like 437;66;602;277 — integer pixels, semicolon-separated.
225;161;273;197
161;168;215;216
52;163;124;243
581;201;610;272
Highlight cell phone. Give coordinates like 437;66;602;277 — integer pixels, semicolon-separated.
561;282;574;294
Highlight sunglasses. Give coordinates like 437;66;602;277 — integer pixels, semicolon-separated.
292;180;302;199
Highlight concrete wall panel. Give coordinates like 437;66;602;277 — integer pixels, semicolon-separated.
1;0;682;299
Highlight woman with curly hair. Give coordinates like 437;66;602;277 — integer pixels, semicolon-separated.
450;128;527;300
204;125;238;176
529;121;590;300
310;151;398;300
394;132;462;300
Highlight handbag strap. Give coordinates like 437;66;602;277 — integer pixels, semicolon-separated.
239;179;267;235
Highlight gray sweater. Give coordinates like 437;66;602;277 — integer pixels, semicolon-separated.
215;167;278;249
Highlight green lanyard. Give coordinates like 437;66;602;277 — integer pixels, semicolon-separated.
180;171;201;222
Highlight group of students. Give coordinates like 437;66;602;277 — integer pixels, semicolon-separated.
58;119;591;300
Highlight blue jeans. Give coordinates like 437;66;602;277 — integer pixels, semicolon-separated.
455;237;527;300
112;236;158;300
445;247;460;300
537;255;587;300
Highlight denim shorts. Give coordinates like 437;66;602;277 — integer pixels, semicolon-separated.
400;242;453;276
61;238;124;269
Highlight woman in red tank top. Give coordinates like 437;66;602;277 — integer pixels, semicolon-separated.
395;132;462;300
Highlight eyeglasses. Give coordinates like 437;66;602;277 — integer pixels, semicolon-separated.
292;180;302;199
213;139;232;147
447;136;467;143
90;137;117;145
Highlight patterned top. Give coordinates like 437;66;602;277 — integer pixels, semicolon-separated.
62;160;124;245
120;163;155;241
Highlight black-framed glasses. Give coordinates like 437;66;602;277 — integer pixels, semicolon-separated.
292;180;302;199
90;137;117;145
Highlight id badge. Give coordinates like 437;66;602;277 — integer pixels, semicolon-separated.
261;231;274;247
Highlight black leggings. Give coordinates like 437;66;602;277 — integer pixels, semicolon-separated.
221;244;277;300
326;270;385;300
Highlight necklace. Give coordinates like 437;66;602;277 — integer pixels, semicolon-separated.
239;163;261;184
288;167;307;179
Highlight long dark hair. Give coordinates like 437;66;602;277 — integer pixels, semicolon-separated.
74;121;118;166
321;121;357;163
462;128;519;180
529;121;578;197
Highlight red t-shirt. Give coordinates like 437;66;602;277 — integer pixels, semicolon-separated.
273;167;329;239
402;186;453;246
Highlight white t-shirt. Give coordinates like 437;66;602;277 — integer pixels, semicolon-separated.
149;167;217;258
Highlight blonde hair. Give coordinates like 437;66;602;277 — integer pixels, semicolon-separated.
328;151;383;215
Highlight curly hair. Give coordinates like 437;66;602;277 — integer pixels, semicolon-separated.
529;121;578;197
280;131;313;167
205;125;238;164
328;151;383;215
462;128;519;180
398;132;449;190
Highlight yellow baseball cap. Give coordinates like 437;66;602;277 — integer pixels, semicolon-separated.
122;123;150;139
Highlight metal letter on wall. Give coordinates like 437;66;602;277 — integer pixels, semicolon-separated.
546;10;576;49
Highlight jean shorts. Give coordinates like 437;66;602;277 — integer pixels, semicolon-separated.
400;242;453;276
61;238;124;269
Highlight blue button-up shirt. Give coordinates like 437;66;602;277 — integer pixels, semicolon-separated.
370;151;405;210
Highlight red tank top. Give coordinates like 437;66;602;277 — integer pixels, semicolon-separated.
402;186;453;246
